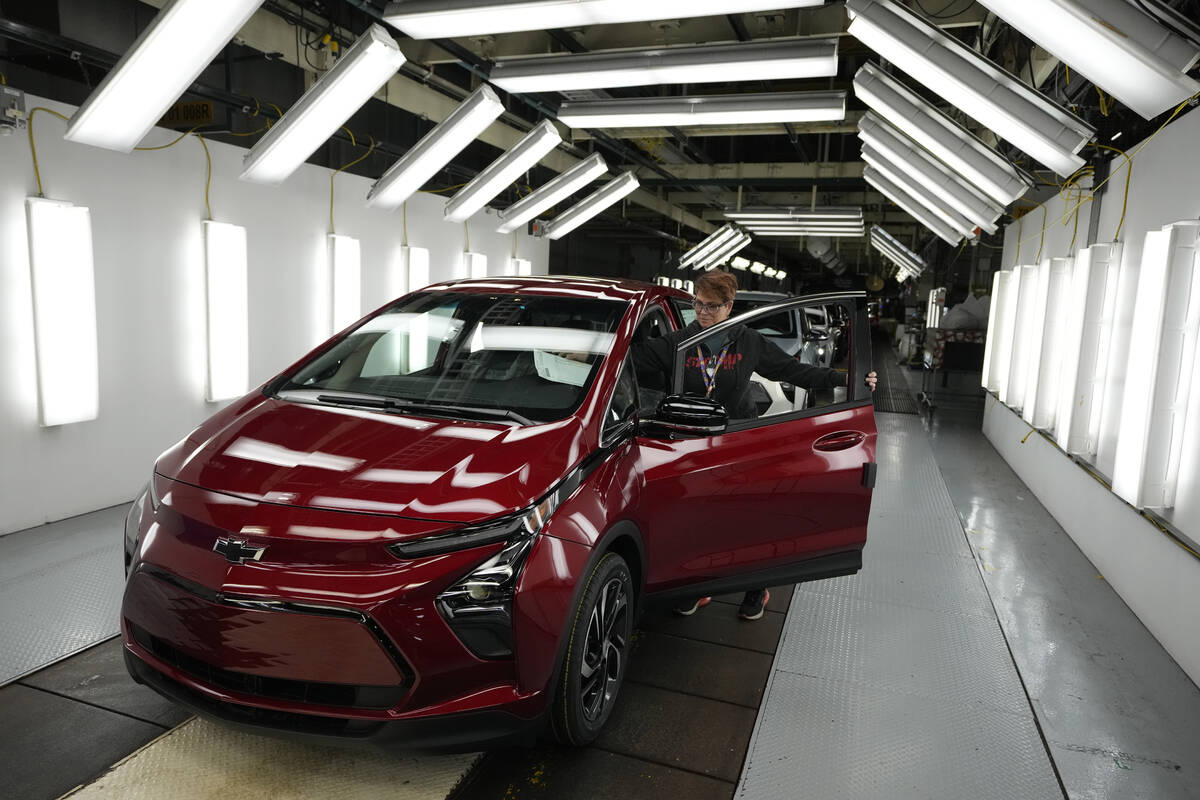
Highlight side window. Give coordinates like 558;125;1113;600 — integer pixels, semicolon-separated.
669;298;696;328
632;309;670;415
603;361;638;442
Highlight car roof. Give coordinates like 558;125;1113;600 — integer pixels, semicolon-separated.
424;275;693;302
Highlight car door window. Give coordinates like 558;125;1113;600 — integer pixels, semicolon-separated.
632;308;671;416
602;359;638;444
668;293;867;428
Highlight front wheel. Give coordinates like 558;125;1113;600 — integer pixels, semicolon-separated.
551;552;633;746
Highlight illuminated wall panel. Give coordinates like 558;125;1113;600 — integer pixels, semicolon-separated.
202;221;249;402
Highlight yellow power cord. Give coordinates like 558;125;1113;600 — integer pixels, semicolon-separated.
1091;142;1132;242
26;106;71;196
329;134;376;234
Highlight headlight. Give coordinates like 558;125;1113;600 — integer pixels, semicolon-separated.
124;484;149;577
431;490;563;659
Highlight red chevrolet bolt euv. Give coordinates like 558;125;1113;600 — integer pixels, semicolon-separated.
121;275;876;749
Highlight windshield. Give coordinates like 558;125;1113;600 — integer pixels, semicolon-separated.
277;291;627;424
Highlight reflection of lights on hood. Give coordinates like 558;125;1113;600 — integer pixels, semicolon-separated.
433;425;502;440
311;495;411;515
225;437;365;472
286;525;394;541
407;498;508;516
357;468;442;484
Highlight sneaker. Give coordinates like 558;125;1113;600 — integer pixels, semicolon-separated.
674;596;712;616
738;589;770;621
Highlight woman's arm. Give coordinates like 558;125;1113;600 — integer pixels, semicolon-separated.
753;331;846;389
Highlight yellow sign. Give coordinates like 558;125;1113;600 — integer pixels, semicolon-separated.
159;101;214;129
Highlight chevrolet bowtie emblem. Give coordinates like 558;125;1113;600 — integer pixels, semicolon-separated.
213;537;266;564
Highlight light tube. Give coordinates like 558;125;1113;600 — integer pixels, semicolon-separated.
399;245;430;294
858;112;1003;234
510;257;532;276
730;257;750;271
694;233;752;270
543;172;640;240
750;263;767;274
981;269;1004;391
753;228;865;237
489;39;838;93
241;25;405;184
202;221;249;402
64;0;264;152
870;225;926;274
464;252;488;279
656;276;672;286
1030;257;1073;430
1005;264;1040;411
846;0;1094;176
670;278;685;289
776;271;788;280
725;209;865;223
383;0;826;39
495;153;607;234
995;266;1023;405
25;198;99;426
863;166;964;246
368;86;505;210
743;219;865;229
328;234;361;332
976;0;1200;120
854;63;1033;207
1021;259;1053;425
445;120;561;222
557;91;846;129
680;225;740;269
764;268;778;278
861;144;977;237
1112;221;1200;509
1055;243;1123;455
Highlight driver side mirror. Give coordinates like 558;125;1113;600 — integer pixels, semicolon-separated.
640;395;728;438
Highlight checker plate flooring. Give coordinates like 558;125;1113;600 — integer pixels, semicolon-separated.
735;413;1063;800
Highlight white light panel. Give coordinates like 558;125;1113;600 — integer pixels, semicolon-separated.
328;234;361;332
383;0;826;39
445;120;561;222
202;221;249;402
1030;257;1073;430
489;39;839;93
976;0;1200;120
846;0;1094;176
981;269;1006;391
64;0;264;152
557;91;846;128
1112;221;1200;509
1021;260;1053;424
400;245;430;294
25;198;99;426
997;265;1027;406
368;86;505;210
241;25;405;184
496;153;607;235
510;257;532;276
543;172;640;240
464;251;488;279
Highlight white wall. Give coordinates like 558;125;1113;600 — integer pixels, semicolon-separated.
991;107;1200;685
0;94;549;535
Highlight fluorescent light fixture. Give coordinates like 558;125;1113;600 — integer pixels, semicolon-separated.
1030;257;1073;429
846;0;1094;176
383;0;826;39
241;25;404;184
776;270;788;280
854;63;1033;206
858;113;1002;234
496;153;607;234
861;144;977;237
490;39;838;93
202;221;249;402
725;207;864;222
1005;264;1041;411
445;120;561;222
995;267;1023;405
63;0;264;152
1055;243;1123;456
680;224;740;269
399;245;430;295
764;267;778;278
869;224;926;275
927;287;945;330
557;91;846;129
730;256;751;270
670;278;685;289
694;232;752;270
656;276;672;286
543;172;640;240
464;251;488;279
368;86;505;210
975;0;1200;120
1021;260;1054;424
511;257;532;276
24;198;99;426
1112;221;1200;509
753;228;865;237
981;269;1005;391
683;280;695;294
863;166;964;245
328;234;361;332
750;262;767;274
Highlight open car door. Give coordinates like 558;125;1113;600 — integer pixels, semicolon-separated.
636;291;877;604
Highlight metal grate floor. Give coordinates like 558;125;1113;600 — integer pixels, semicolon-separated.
871;331;920;415
735;413;1062;800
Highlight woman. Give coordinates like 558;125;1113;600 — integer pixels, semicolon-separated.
636;269;877;620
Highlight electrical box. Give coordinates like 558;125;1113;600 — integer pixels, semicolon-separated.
1;86;27;135
531;219;548;238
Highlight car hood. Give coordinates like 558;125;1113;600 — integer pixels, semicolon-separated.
155;397;588;524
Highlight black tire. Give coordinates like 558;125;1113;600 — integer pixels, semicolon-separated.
551;552;634;746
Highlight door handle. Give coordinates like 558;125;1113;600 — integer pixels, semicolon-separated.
813;430;866;452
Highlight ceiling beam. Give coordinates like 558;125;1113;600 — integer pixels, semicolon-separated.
570;113;863;141
624;161;865;181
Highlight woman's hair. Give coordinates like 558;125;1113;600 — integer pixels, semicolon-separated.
694;269;738;304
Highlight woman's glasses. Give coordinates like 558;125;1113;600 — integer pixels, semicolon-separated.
691;299;730;314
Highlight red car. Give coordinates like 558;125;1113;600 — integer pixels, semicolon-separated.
121;276;876;749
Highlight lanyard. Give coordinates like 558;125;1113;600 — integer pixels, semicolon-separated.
695;342;733;397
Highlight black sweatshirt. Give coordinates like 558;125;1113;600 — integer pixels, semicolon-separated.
633;320;846;419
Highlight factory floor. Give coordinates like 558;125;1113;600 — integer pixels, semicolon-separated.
2;356;1198;800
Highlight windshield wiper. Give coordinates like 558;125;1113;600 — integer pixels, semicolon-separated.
315;394;533;426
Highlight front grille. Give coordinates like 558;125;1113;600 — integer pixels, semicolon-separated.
129;622;406;711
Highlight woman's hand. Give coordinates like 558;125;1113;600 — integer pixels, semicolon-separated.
865;371;878;392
